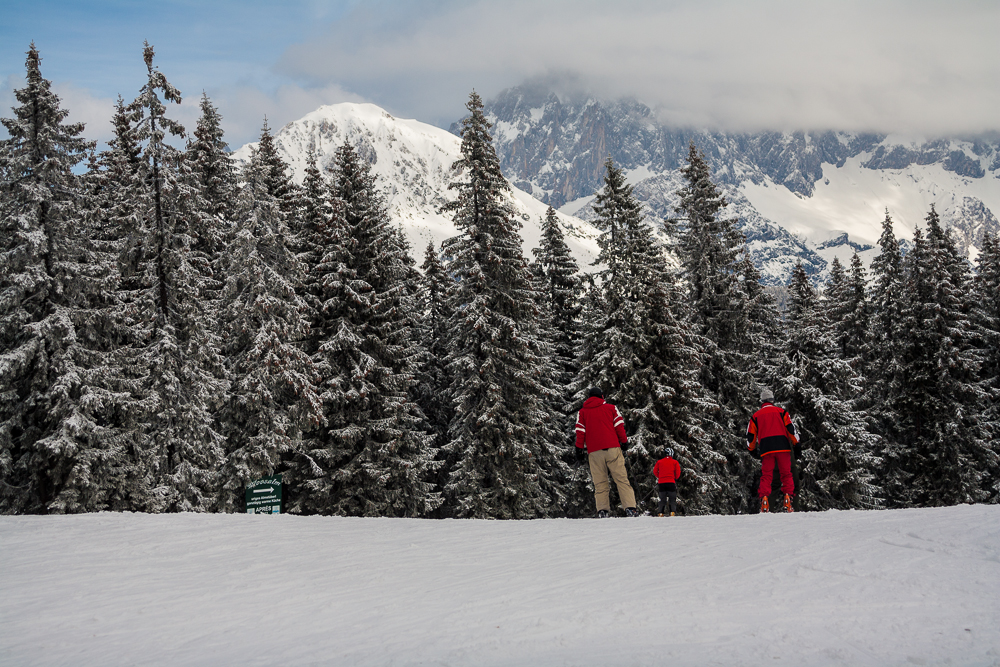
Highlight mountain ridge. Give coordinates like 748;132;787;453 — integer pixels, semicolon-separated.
231;102;602;270
232;93;1000;285
474;86;1000;282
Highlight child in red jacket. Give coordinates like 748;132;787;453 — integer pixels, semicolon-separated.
653;447;681;516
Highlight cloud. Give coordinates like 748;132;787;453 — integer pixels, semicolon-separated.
277;0;1000;135
2;72;365;152
52;83;118;143
205;82;368;149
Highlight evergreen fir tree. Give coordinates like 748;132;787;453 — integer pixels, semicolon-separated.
532;206;584;411
186;92;235;292
864;209;906;485
972;232;1000;500
127;43;228;512
824;253;870;363
287;142;438;517
530;207;588;514
80;95;158;512
217;152;321;511
868;210;904;382
255;118;299;224
293;149;339;357
187;93;236;222
0;43;109;513
776;264;882;510
670;143;760;513
414;242;456;504
885;210;992;506
439;92;564;519
579;157;719;514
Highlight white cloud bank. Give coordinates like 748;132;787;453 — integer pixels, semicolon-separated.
278;0;1000;135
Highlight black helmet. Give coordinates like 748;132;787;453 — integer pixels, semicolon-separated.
663;447;675;458
587;387;604;399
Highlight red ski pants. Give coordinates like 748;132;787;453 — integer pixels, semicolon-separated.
759;451;794;498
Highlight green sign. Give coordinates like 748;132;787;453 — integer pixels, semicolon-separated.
246;475;282;514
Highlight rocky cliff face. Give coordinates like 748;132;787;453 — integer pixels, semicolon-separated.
470;86;1000;284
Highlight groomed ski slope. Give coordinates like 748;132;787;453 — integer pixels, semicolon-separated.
2;506;998;666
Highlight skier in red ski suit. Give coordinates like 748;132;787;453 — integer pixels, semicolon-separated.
575;387;638;517
747;388;799;513
652;447;681;516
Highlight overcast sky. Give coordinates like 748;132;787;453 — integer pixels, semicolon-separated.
3;0;998;149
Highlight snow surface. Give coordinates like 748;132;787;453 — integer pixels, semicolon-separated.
741;158;1000;255
3;506;998;666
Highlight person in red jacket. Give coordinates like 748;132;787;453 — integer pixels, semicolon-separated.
653;447;681;516
747;387;799;513
575;387;638;517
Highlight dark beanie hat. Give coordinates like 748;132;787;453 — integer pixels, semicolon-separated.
588;387;604;399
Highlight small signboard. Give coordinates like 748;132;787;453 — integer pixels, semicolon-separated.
246;475;282;514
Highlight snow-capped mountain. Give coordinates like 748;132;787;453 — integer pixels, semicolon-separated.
479;86;1000;283
231;103;602;269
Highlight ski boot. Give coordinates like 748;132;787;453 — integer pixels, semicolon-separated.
759;496;769;513
624;507;640;517
657;513;665;517
670;512;676;517
597;509;611;518
783;494;793;513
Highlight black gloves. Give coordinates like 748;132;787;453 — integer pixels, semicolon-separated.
793;443;803;459
575;447;587;463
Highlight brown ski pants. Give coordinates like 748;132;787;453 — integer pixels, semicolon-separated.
588;446;636;512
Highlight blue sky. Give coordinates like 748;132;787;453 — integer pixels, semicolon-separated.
3;1;999;150
1;0;364;146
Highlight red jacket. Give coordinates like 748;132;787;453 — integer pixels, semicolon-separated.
575;397;627;453
653;456;681;483
747;402;798;456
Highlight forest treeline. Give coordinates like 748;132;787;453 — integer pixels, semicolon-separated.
2;44;998;517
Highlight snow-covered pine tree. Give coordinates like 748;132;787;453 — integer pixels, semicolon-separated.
255;119;299;225
187;93;236;223
414;242;456;505
185;93;235;298
292;149;339;354
578;157;719;514
0;43;112;513
439;92;562;519
670;143;760;513
215;150;321;511
972;232;1000;500
291;149;332;262
867;210;904;390
79;95;159;512
885;210;992;506
127;43;228;512
532;206;584;412
863;209;907;489
529;206;588;514
775;263;882;510
824;256;850;344
824;253;871;364
288;142;438;517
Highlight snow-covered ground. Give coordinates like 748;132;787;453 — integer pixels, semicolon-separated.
3;506;998;666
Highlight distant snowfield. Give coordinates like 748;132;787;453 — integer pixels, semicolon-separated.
742;157;1000;248
3;506;998;666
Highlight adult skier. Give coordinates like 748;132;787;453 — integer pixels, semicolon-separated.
652;447;681;516
575;387;638;517
747;388;799;513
